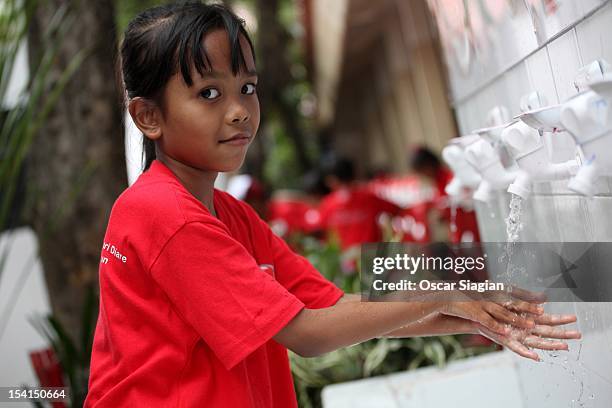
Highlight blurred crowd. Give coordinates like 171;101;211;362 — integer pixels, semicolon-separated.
226;146;481;254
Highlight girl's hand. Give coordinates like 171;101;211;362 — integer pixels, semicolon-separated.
486;285;548;315
439;300;537;336
438;285;548;333
438;285;550;334
473;312;581;361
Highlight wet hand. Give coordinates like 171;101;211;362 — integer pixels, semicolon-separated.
440;300;535;336
439;286;545;334
474;312;581;361
477;285;549;316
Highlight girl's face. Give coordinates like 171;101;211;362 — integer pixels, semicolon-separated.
155;29;260;173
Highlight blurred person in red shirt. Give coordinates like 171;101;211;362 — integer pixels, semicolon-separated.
318;158;400;250
410;146;454;200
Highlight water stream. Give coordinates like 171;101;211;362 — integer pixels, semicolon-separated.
502;193;593;406
505;194;523;243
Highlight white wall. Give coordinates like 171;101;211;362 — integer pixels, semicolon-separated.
436;1;612;406
0;229;52;407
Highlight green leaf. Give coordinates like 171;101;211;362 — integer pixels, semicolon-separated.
363;338;390;377
423;341;446;368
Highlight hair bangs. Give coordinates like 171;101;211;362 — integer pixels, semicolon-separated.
176;7;253;87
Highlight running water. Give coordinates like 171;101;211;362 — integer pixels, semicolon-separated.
501;194;594;406
501;194;526;281
505;194;523;243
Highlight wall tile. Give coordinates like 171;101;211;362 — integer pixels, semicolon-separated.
547;29;583;102
455;103;472;136
528;0;583;44
575;1;612;68
502;62;534;117
525;47;560;104
444;0;538;103
578;0;610;18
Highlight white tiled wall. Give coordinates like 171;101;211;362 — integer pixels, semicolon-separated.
450;1;612;126
576;2;612;66
525;47;560;105
441;1;612;407
547;28;583;101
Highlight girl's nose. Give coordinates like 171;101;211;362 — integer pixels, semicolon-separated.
232;114;248;123
227;103;250;124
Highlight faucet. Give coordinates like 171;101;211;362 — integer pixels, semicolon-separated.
561;77;612;196
500;120;579;199
464;135;518;202
441;142;481;203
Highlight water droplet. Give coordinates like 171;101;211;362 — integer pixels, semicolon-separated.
505;194;524;243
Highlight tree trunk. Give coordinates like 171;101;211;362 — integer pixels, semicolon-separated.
26;0;126;342
255;0;312;173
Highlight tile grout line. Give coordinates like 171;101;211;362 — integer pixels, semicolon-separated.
451;0;611;107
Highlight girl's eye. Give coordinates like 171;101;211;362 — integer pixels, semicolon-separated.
200;88;220;100
242;83;257;95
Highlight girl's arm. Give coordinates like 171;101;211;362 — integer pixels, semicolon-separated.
338;293;474;337
383;313;475;337
273;292;522;358
335;294;581;361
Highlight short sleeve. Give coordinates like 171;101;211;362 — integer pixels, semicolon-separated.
256;218;344;309
149;221;305;370
375;195;401;215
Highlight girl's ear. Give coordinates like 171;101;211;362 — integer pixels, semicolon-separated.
128;97;163;140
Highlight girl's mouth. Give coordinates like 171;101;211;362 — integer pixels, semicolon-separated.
219;133;251;145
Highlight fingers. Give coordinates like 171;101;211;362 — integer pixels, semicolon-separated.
533;313;578;326
477;311;510;335
504;338;541;361
522;335;569;351
507;285;547;303
477;325;540;361
531;324;582;339
442;302;510;335
485;303;535;329
502;300;544;315
501;299;544;316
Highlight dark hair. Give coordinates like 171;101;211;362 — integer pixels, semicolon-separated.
301;169;330;196
119;1;256;171
410;146;441;172
329;157;355;183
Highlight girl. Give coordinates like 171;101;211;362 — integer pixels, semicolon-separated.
85;2;581;407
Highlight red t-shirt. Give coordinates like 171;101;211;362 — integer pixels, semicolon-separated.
318;186;399;249
267;198;321;236
84;160;344;407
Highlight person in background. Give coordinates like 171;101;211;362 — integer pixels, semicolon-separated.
410;146;453;200
409;146;480;243
318;157;400;250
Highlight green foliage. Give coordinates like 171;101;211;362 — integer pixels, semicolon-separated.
262;119;303;189
114;0;164;36
0;0;88;235
0;5;92;402
29;286;98;408
300;235;361;294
